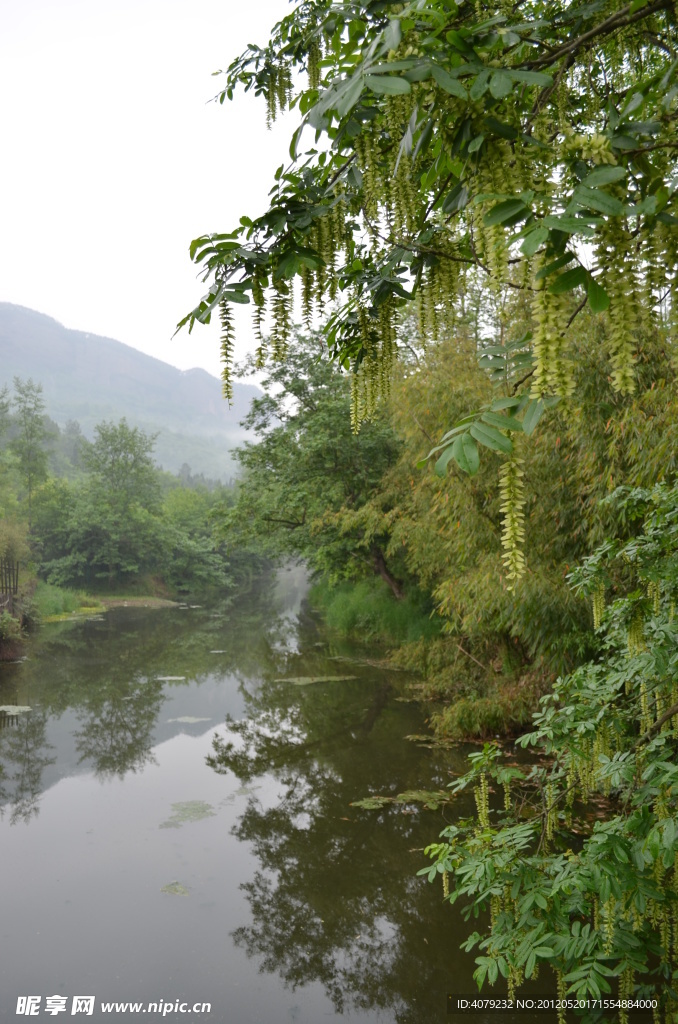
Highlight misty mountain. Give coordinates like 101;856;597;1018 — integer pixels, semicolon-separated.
0;303;259;480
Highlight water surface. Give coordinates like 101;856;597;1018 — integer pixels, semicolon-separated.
0;570;477;1022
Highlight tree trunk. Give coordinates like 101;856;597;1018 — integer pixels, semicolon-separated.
371;545;405;601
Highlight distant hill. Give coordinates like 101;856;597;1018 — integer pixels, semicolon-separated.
0;304;260;480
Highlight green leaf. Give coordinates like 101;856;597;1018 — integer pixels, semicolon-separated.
610;133;638;150
625;195;657;217
446;29;474;54
431;65;468;99
442;183;469;213
470;421;513;453
468;134;485;153
484;116;518;140
535;253;575;279
507;69;553;87
454;433;480;475
273;250;302;280
581;165;627;187
522;399;544;436
364;74;411;95
220;289;251;305
333;76;364;117
662;817;676;848
548;266;587;294
525;951;536;978
521;227;549;256
489;71;513;99
434;444;457;476
621;91;645;117
382;18;402;51
573;185;625;216
470;70;490;100
413;119;435;160
483;199;526;226
481;411;522;432
490;397;522;411
543;215;596;236
587;276;610;313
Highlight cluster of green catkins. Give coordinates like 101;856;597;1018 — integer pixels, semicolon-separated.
232;28;678;587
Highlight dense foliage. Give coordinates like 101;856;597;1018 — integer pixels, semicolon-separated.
0;380;239;609
422;484;678;1016
218;341;405;592
182;0;678;580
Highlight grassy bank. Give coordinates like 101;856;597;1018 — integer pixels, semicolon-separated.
32;582;181;622
308;578;442;645
309;577;546;741
31;582;105;622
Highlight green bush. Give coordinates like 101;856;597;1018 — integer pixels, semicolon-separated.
0;610;22;643
32;581;94;619
421;484;678;1008
309;578;442;644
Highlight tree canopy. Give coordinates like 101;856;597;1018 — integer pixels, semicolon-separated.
183;0;676;402
218;340;404;591
180;0;677;580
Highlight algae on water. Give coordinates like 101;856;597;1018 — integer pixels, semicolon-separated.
159;801;216;829
274;675;357;686
167;717;212;724
161;881;190;896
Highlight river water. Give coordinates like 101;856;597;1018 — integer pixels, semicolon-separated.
0;569;479;1023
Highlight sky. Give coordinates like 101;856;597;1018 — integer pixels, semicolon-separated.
0;0;294;379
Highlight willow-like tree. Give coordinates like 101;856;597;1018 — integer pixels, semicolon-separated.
10;378;51;530
181;0;677;575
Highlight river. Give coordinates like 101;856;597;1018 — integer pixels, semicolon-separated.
0;568;479;1023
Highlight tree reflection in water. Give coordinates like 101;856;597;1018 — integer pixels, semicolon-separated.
0;710;55;825
208;670;466;1024
73;675;164;779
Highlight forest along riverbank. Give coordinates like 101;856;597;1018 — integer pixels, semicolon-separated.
0;568;477;1024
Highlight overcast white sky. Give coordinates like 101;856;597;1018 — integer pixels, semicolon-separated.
0;0;294;378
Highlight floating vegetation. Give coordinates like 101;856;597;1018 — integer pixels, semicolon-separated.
159;801;216;829
0;705;31;714
274;675;358;686
351;790;451;811
167;716;212;724
221;783;261;805
160;881;190;896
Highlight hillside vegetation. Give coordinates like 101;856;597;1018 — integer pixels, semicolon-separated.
0;376;259;649
0;303;260;480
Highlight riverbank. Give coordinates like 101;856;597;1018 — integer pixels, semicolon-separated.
25;581;179;625
308;576;549;741
97;596;179;610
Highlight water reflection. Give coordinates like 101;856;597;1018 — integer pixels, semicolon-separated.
0;709;55;824
0;573;296;818
73;676;164;779
208;646;474;1022
0;569;475;1023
